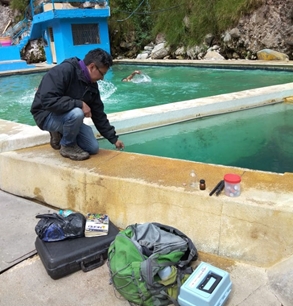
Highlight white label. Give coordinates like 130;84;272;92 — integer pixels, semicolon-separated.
189;265;208;288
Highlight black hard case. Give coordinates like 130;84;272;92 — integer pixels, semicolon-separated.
35;221;119;279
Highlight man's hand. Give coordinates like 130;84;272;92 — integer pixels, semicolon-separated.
115;140;125;150
82;102;92;118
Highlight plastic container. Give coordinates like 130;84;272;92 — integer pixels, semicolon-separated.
178;262;232;306
158;266;172;280
224;174;241;197
59;209;73;217
189;170;197;188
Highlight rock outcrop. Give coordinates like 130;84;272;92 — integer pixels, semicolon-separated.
132;0;293;61
257;49;289;61
219;0;293;60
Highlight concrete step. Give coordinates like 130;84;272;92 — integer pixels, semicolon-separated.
0;59;35;71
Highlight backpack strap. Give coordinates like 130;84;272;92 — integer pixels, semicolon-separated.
36;213;64;220
158;290;180;306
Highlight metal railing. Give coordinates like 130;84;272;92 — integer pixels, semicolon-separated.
30;0;110;18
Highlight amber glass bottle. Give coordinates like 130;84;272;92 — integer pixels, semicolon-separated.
199;179;206;190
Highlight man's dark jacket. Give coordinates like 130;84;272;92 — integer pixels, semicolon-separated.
30;57;118;144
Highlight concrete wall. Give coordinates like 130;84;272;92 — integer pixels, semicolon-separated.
0;46;21;61
0;145;293;268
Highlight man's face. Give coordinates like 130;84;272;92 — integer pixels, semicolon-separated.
88;63;108;82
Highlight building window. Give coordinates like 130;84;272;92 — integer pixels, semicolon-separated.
71;24;100;45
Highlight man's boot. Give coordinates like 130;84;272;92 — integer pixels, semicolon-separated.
60;144;90;161
49;132;62;150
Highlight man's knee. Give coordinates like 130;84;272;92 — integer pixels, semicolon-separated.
88;142;99;155
71;108;84;120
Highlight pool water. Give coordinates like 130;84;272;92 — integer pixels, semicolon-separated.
99;102;293;173
0;65;293;125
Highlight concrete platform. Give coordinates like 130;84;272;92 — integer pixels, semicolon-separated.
1;60;293;305
0;250;289;306
0;190;49;272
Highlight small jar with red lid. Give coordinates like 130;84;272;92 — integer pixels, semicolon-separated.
224;174;241;197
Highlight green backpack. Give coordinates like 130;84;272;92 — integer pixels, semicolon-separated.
107;222;198;306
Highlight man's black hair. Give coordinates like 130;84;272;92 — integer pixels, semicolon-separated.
83;48;113;68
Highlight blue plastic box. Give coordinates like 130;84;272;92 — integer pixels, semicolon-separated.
178;262;232;306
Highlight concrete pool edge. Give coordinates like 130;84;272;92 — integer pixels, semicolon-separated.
0;120;48;153
1;59;293;78
114;58;293;71
88;82;293;135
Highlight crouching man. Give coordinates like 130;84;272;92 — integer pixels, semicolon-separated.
31;48;124;161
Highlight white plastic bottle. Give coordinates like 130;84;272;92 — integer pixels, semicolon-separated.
158;266;172;280
59;209;73;217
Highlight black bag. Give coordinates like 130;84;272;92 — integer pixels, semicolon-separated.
35;212;86;242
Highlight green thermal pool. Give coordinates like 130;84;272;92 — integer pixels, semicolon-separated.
0;64;293;125
1;64;293;173
100;102;293;173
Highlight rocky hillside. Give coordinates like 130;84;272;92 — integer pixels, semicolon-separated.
0;4;14;34
112;0;293;60
1;0;293;61
229;0;293;58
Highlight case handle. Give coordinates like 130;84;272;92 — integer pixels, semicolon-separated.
80;254;104;272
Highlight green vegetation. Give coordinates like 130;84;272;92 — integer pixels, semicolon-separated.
10;0;29;14
109;0;154;53
109;0;264;50
8;0;264;54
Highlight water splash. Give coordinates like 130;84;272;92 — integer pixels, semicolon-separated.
132;73;152;83
98;80;117;100
19;89;37;104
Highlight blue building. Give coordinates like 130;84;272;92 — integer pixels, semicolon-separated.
0;0;111;71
